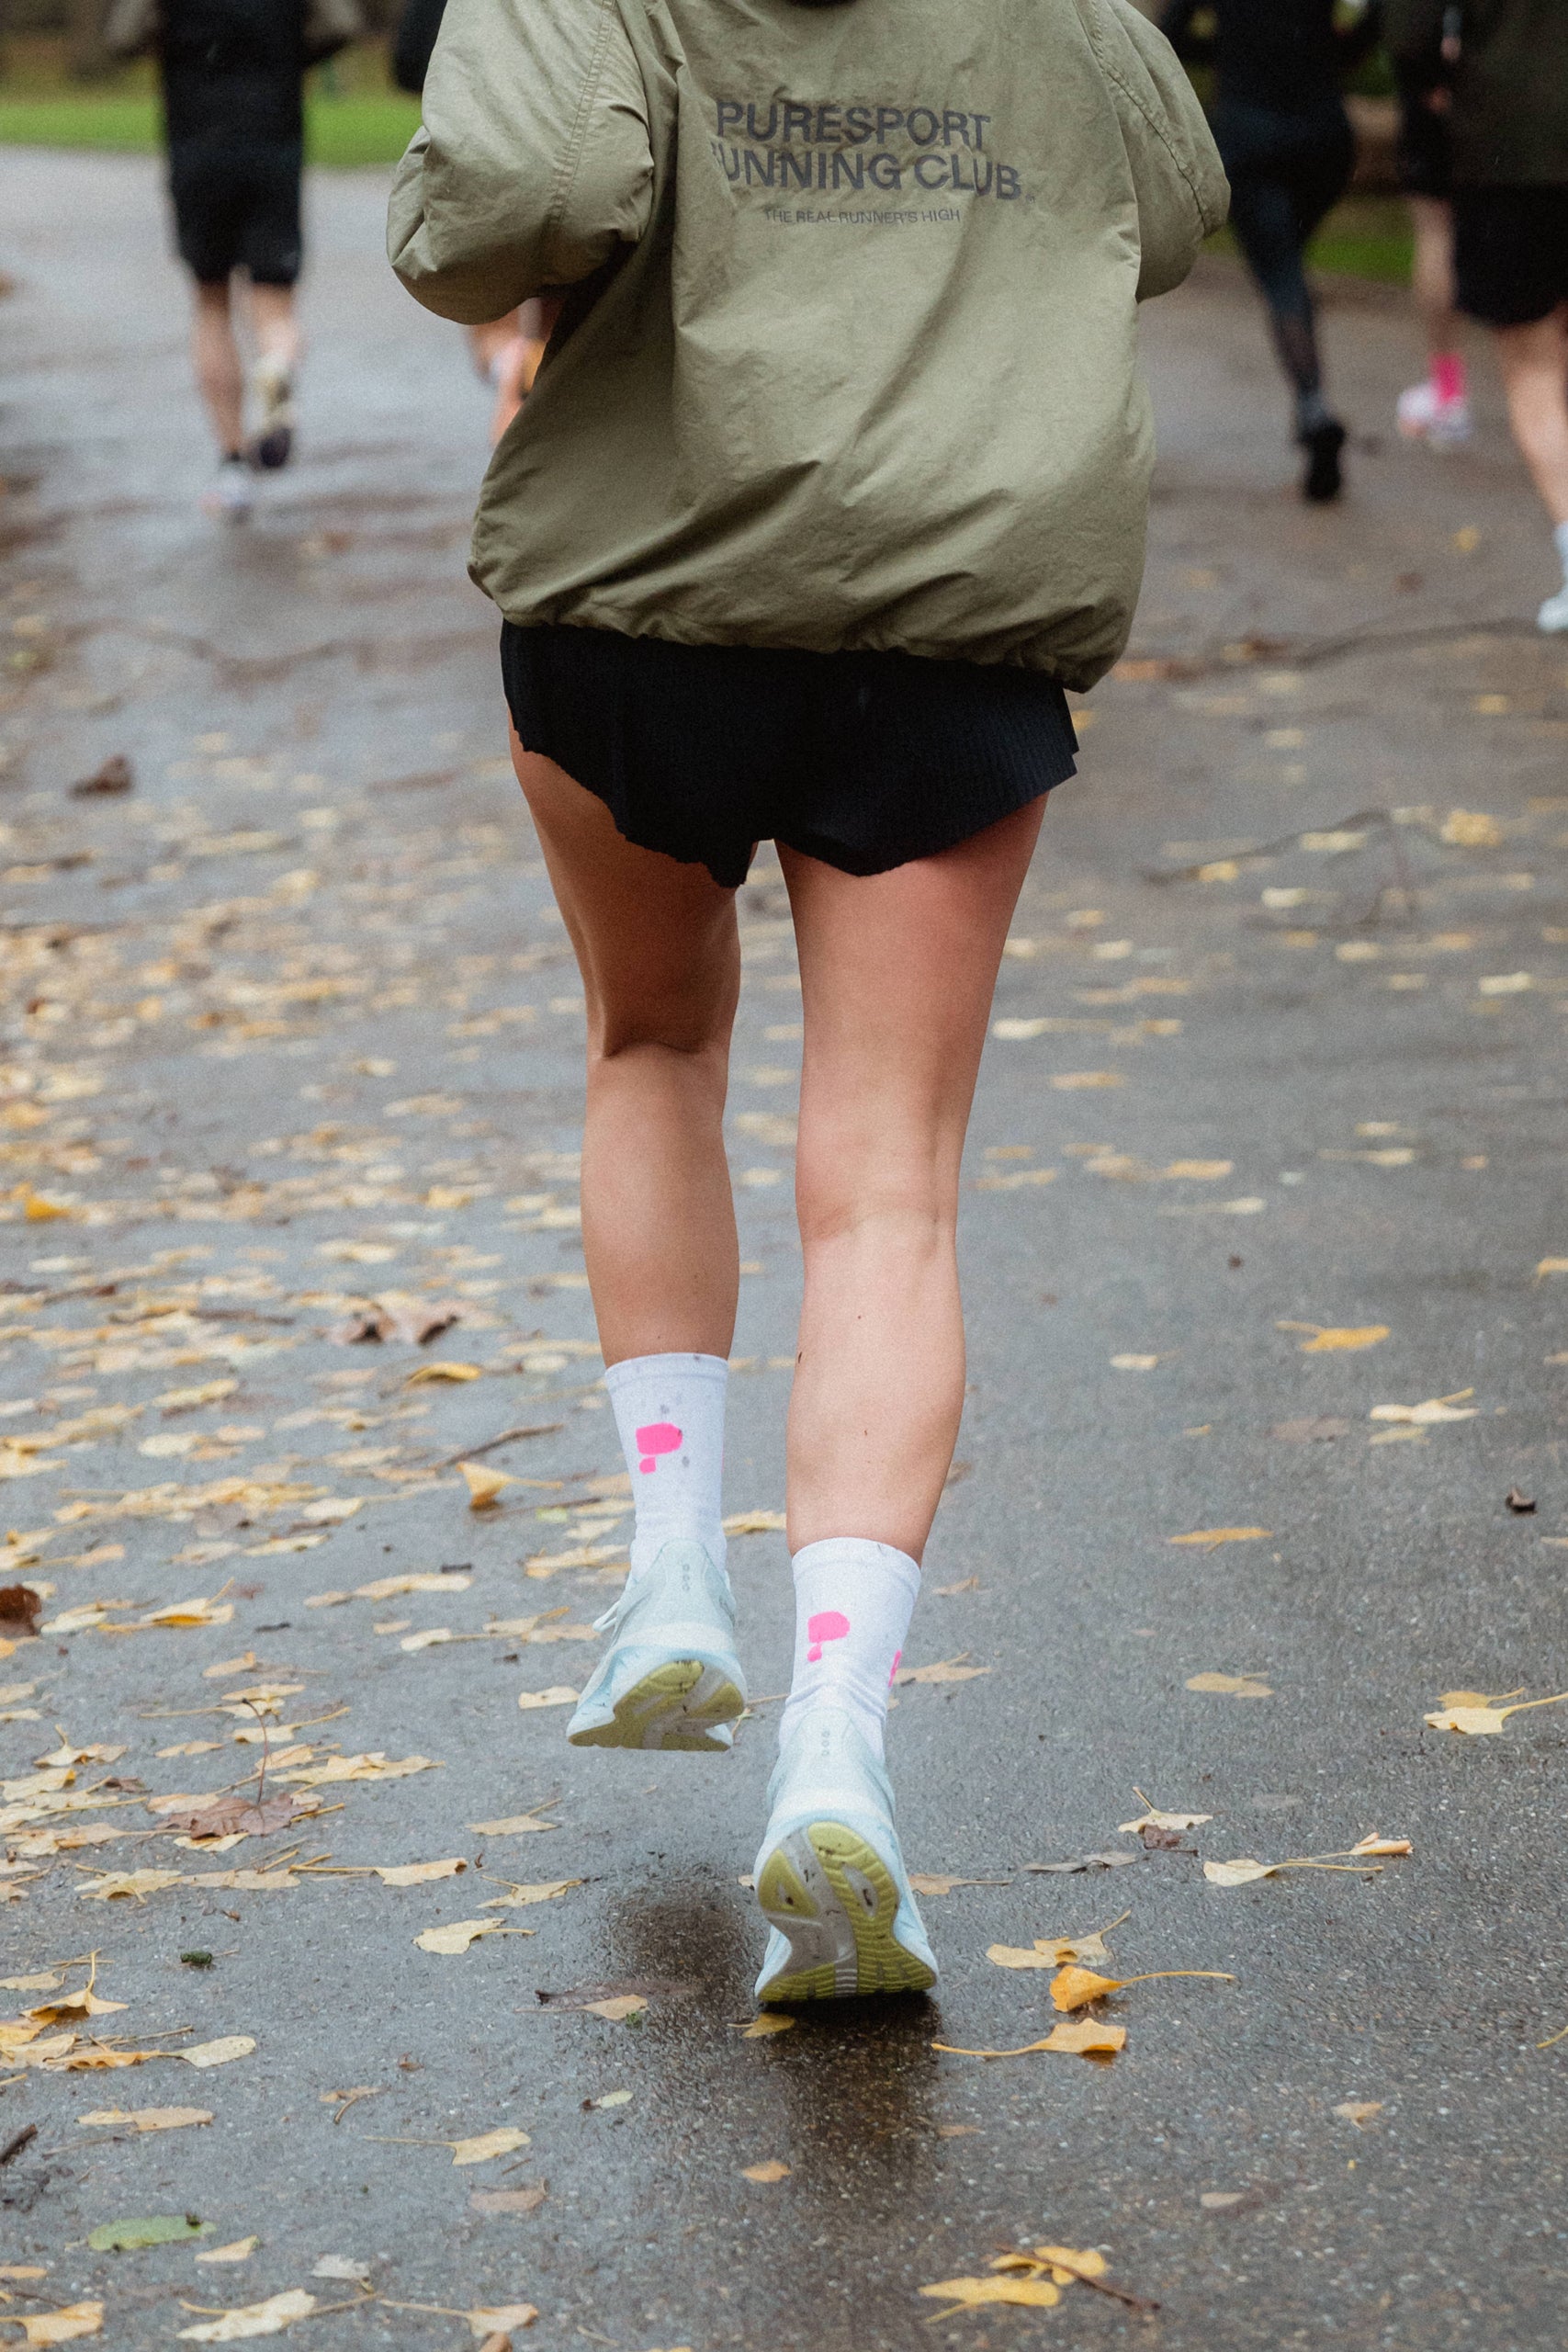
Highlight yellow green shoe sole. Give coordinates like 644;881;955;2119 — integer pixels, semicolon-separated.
756;1821;937;2002
567;1657;745;1752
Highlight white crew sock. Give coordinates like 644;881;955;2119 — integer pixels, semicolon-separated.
778;1537;920;1763
604;1351;728;1580
1556;520;1568;583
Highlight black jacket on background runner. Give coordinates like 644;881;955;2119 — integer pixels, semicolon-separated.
159;0;308;145
391;0;444;95
1161;0;1382;112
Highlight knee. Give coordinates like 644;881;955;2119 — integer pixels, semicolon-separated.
795;1148;953;1256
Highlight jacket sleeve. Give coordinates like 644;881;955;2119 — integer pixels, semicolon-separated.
387;0;654;324
1088;0;1230;300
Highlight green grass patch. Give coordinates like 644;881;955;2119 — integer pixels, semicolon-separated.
1210;195;1413;287
0;39;420;164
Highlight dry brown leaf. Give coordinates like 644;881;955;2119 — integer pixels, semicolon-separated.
194;2241;259;2266
1186;1672;1273;1697
1201;1858;1277;1887
159;1793;308;1840
466;1812;558;1838
372;1859;467;1886
176;2289;316;2341
740;2159;790;2183
277;1752;439;1786
1349;1834;1411;1857
892;1655;991;1686
77;2106;211;2132
907;1873;1009;1895
731;2013;795;2039
1118;1797;1213;1834
449;2127;530;2166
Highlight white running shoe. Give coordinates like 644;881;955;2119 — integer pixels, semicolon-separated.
1396;380;1472;447
249;356;295;471
752;1705;937;2004
565;1539;745;1752
1539;581;1568;635
201;455;254;522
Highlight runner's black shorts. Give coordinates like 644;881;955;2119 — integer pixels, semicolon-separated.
500;622;1078;888
1453;184;1568;328
168;137;303;287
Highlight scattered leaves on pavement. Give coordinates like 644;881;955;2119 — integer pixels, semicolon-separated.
1424;1689;1568;1735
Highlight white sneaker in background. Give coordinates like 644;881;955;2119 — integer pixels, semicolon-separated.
249;356;295;471
1396;379;1472;447
1538;581;1568;635
200;455;254;522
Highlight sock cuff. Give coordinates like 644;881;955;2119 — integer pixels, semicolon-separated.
604;1351;729;1394
791;1537;920;1595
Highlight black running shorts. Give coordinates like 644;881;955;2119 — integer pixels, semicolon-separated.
500;623;1078;888
168;137;304;288
1453;184;1568;329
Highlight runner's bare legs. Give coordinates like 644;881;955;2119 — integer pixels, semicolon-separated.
512;730;1042;1561
192;280;245;457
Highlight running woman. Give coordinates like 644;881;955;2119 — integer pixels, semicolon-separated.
107;0;361;518
1390;0;1568;632
1393;17;1471;447
1161;0;1382;501
390;0;1225;2004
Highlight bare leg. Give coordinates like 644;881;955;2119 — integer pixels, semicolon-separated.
247;280;301;379
1409;194;1459;362
781;800;1045;1563
1495;309;1568;527
191;278;244;457
509;732;742;1366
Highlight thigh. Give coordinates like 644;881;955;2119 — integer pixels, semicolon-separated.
239;141;303;288
780;797;1045;1204
1287;113;1354;247
170;143;242;285
510;728;742;1052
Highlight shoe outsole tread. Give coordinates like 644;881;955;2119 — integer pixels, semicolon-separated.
756;1821;937;2003
567;1657;743;1751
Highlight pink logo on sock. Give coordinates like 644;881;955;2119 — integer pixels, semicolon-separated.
635;1421;682;1475
807;1609;851;1663
888;1648;902;1686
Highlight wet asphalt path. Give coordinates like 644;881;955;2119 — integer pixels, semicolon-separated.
2;149;1567;2351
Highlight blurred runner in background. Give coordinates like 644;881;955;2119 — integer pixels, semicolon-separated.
107;0;362;520
392;0;549;443
1390;0;1568;631
1161;0;1382;503
1393;8;1470;445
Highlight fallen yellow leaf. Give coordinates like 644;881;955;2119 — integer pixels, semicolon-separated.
479;1878;581;1909
184;2037;256;2069
1185;1672;1273;1697
731;2013;795;2039
77;2106;211;2132
1334;2101;1382;2127
449;2127;530;2166
919;2277;1060;2310
464;2307;537;2341
931;2019;1126;2061
372;1859;467;1887
404;1362;483;1385
1425;1690;1568;1736
176;2288;316;2340
413;1919;502;1955
1281;1323;1390;1352
892;1655;990;1686
740;2159;790;2183
722;1509;787;1534
195;2240;260;2266
516;1686;579;1711
458;1462;513;1510
1168;1528;1272;1551
1052;1963;1235;2011
1369;1392;1477;1425
581;1994;646;2022
12;2303;104;2345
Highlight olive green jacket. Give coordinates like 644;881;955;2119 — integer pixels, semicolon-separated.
389;0;1226;685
